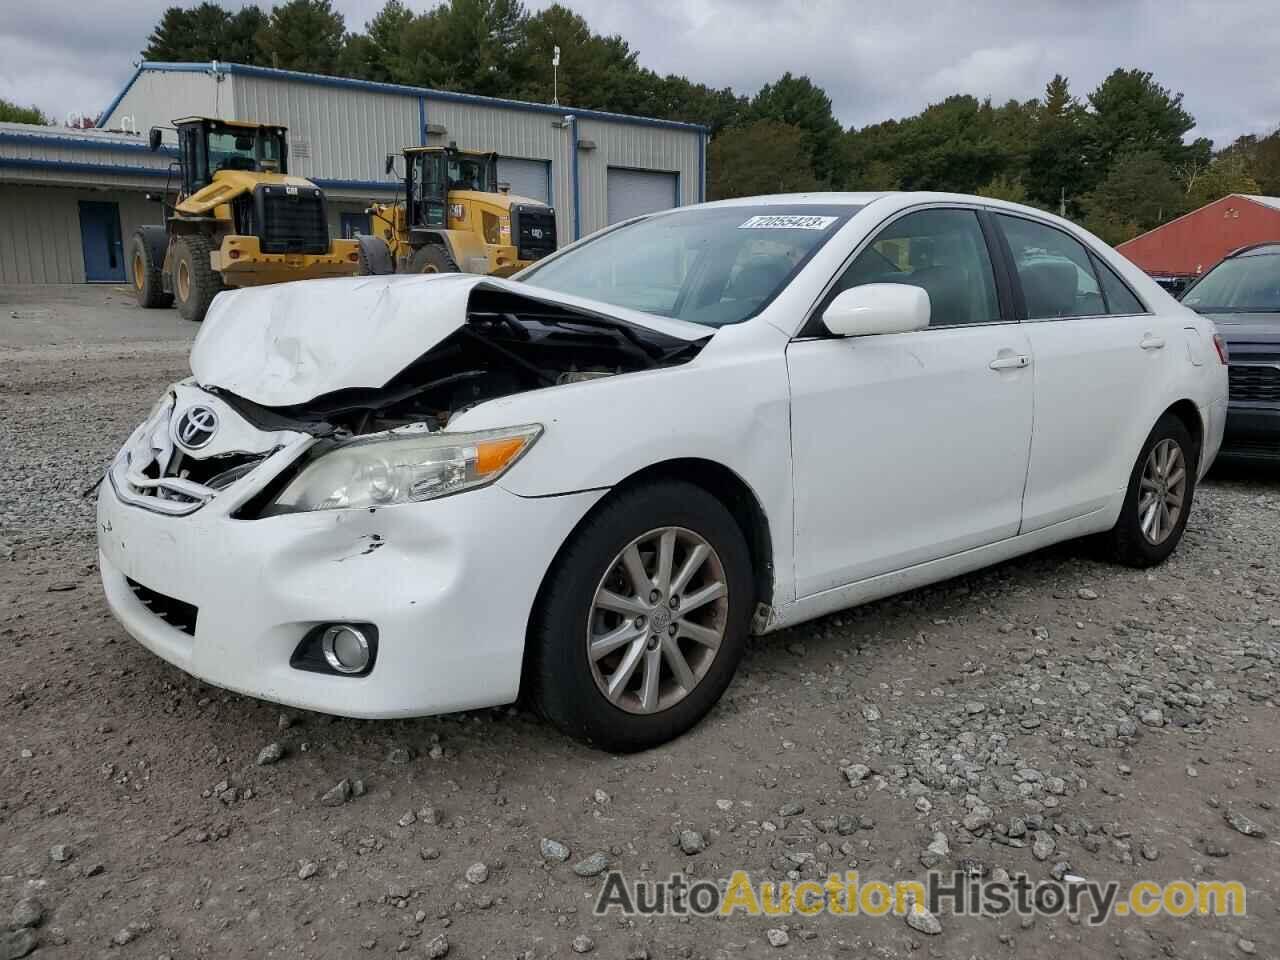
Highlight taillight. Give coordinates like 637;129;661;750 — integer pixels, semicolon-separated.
1213;333;1229;365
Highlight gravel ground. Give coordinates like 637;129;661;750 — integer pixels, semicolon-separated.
2;286;1279;960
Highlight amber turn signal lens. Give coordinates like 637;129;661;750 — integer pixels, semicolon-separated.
475;437;527;475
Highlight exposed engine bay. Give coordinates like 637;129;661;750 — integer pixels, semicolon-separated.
211;288;710;437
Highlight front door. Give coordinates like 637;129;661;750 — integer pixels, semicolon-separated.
79;201;125;283
787;207;1034;596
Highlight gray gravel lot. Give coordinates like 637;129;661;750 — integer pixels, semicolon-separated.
1;285;1279;960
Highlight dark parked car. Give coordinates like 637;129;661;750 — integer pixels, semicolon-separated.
1182;242;1280;462
1154;274;1195;298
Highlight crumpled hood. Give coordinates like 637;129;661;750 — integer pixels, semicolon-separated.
190;273;711;408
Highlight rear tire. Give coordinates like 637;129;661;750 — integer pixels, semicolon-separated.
172;235;223;323
130;232;172;308
528;482;754;752
409;243;458;274
1104;413;1197;567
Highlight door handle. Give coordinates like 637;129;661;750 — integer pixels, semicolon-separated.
1140;335;1166;350
989;354;1031;370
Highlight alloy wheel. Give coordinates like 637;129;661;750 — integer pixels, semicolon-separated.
587;526;729;715
1138;438;1187;545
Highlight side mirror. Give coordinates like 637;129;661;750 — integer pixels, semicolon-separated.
385;154;397;175
822;283;930;337
148;127;163;152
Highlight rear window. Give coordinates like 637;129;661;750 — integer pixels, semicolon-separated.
519;205;861;327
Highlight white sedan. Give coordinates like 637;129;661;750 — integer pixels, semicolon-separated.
97;193;1228;751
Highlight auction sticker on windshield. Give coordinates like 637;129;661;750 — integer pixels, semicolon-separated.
739;215;837;230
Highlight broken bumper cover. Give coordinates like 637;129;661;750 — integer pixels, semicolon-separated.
97;475;604;718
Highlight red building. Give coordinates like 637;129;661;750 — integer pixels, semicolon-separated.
1117;194;1280;279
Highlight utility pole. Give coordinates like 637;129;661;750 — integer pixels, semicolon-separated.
1059;186;1066;218
552;46;560;106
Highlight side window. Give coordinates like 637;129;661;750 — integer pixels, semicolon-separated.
1091;254;1146;314
996;214;1106;320
827;209;1001;327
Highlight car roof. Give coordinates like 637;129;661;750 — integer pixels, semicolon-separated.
1227;242;1280;258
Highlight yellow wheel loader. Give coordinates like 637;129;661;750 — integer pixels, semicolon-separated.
357;144;557;278
132;117;360;322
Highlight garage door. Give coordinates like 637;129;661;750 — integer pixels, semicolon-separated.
498;157;550;204
607;168;678;224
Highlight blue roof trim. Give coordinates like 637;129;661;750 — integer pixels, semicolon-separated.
0;155;399;193
0;130;175;157
104;62;710;135
570;116;580;241
0;156;170;179
697;132;705;203
95;64;143;128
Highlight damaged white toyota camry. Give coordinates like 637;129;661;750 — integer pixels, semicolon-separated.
98;193;1227;751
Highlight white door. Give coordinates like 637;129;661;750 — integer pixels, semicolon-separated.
992;213;1176;532
788;207;1034;596
497;157;550;204
607;168;677;224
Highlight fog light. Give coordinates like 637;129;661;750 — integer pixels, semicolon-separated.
321;624;370;674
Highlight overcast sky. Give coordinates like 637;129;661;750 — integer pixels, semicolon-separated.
1;0;1276;145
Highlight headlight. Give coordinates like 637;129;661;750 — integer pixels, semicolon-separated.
265;424;541;515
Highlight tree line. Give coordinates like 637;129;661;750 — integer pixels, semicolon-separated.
4;0;1277;246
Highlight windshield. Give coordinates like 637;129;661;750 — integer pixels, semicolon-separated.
207;124;285;174
447;155;494;192
519;205;860;327
1183;251;1280;313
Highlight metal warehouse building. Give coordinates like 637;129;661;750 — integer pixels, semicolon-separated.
0;61;707;285
1118;193;1280;280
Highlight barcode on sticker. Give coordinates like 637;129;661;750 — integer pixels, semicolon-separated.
739;215;837;230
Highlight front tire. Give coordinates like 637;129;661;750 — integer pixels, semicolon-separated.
172;235;223;322
130;232;171;308
528;482;754;752
409;243;458;274
1104;413;1197;567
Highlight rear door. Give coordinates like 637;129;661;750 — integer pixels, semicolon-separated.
992;213;1176;532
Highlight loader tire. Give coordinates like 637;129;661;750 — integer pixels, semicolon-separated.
409;243;458;274
130;231;172;308
172;235;224;323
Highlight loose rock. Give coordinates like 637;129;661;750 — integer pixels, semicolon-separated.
905;903;942;935
573;852;610;877
10;899;44;930
256;741;285;766
540;838;571;862
321;779;352;807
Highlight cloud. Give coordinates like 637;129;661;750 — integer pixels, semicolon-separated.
1;0;1276;147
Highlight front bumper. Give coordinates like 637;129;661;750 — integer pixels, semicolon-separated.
211;235;361;286
97;473;603;718
1219;402;1280;461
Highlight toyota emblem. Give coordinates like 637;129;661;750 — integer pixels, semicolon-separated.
174;405;219;449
